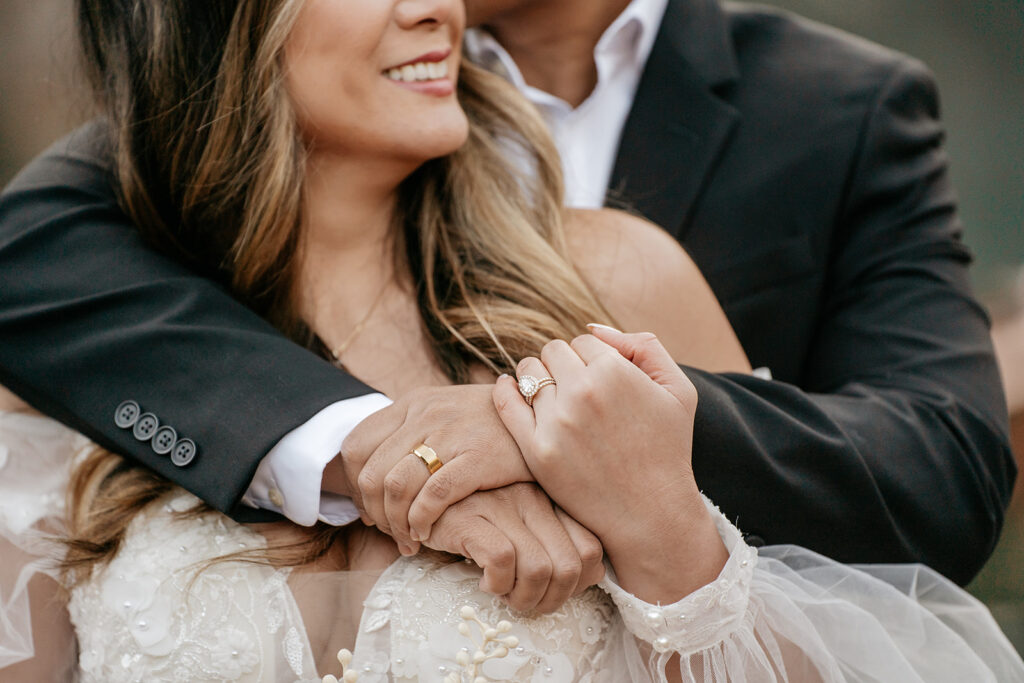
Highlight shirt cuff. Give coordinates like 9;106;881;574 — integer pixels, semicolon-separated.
241;393;393;526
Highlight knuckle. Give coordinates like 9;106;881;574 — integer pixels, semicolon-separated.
552;558;583;586
534;436;562;463
423;471;454;502
485;541;516;568
382;472;408;500
356;469;378;495
569;377;598;404
578;539;604;567
521;556;553;584
569;334;591;349
493;390;516;413
551;408;577;431
541;338;567;359
421;403;443;423
341;433;365;460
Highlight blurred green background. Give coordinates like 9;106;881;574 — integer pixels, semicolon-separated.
2;0;1022;656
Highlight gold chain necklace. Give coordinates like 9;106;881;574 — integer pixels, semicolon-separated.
329;283;389;370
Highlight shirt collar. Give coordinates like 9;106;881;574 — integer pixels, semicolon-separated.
464;0;669;95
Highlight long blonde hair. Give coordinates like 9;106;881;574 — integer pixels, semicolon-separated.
67;0;612;580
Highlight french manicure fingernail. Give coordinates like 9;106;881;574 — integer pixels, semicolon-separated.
587;323;622;333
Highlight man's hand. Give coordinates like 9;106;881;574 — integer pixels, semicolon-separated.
336;384;534;554
423;483;605;613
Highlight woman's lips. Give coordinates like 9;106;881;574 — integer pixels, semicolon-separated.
383;49;454;96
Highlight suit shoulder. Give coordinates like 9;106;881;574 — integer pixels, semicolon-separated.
1;119;114;198
722;3;932;100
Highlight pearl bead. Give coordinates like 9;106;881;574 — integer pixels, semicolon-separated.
544;666;554;675
654;636;670;651
644;609;662;625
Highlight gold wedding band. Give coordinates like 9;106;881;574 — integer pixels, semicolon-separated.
412;443;443;475
518;375;556;407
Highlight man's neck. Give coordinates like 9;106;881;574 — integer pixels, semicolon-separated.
482;0;633;107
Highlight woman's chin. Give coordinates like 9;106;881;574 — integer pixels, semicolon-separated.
412;118;470;162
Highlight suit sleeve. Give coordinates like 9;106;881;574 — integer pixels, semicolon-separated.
687;59;1015;586
0;124;374;515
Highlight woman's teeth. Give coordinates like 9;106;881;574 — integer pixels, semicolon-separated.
386;60;449;83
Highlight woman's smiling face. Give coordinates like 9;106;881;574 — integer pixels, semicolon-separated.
284;0;469;166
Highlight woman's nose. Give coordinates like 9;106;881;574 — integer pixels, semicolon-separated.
394;0;459;29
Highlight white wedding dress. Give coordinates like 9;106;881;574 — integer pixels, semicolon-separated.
2;411;1023;682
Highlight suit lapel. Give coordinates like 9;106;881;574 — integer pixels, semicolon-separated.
608;0;741;239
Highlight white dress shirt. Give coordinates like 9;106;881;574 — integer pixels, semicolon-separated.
242;0;669;526
464;0;668;209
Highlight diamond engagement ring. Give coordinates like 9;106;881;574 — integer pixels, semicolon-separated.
517;375;556;407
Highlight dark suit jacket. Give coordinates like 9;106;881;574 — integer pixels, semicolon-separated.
0;0;1013;585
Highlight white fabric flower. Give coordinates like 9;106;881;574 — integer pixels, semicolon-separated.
207;627;259;678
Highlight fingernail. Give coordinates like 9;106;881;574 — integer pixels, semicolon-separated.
587;323;622;333
398;542;414;556
498;374;510;380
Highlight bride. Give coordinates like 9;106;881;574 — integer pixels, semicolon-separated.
1;0;1022;680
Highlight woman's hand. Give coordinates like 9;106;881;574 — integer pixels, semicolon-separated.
422;483;605;613
493;327;728;604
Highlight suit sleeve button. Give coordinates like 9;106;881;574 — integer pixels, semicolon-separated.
170;439;197;467
132;413;159;441
114;400;141;429
152;425;178;455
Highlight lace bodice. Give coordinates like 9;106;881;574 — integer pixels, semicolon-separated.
68;492;316;682
65;490;643;682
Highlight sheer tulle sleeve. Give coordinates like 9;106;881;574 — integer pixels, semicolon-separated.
0;411;84;680
598;497;1024;682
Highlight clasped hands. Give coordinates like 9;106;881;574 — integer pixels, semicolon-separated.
328;327;710;612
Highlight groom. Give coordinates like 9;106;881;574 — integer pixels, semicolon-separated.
0;0;1013;588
